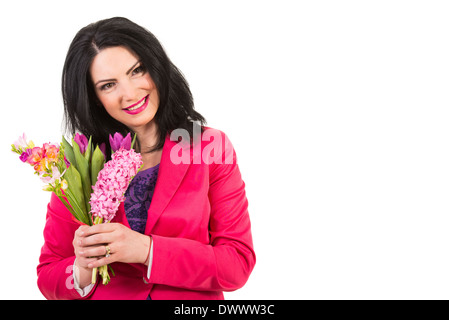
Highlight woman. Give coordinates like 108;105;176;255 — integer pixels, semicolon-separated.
37;17;255;300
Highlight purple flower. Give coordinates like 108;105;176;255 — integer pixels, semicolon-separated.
109;132;132;152
99;143;106;158
74;133;89;154
64;155;71;168
19;149;32;162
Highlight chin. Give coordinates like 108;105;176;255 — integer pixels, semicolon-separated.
126;114;158;132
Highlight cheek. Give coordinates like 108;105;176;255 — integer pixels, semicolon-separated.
144;77;159;106
98;94;119;114
142;72;157;89
149;92;160;111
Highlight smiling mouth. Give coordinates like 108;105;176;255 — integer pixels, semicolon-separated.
124;95;148;111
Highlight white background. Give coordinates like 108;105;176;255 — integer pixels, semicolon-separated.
0;0;448;299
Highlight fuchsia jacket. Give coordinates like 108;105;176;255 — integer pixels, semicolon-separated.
37;128;255;300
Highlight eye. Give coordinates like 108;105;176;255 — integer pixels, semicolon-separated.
132;65;145;76
100;82;115;91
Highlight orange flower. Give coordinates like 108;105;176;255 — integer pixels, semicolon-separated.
26;144;59;173
34;159;48;172
43;143;59;163
26;147;44;166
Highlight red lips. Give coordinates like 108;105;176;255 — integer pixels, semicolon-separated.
123;95;149;115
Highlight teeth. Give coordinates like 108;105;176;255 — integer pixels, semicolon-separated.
128;97;146;111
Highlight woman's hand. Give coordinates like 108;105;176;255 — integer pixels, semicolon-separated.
74;223;152;268
72;223;151;288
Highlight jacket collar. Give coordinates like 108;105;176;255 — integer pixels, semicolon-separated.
144;135;190;234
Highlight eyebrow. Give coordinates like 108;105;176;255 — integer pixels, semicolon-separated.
94;60;141;87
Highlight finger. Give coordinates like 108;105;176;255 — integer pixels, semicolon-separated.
87;253;115;269
78;244;110;259
79;232;114;247
75;225;90;237
76;256;100;269
82;223;117;237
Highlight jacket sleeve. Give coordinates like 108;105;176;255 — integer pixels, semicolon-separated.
148;134;256;291
36;193;94;300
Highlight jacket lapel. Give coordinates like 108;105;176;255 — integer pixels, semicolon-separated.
144;135;190;235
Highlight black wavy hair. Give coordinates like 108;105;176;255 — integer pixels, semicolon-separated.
62;17;206;156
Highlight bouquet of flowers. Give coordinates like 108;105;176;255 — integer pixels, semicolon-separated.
11;132;142;285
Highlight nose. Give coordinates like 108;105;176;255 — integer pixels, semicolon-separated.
120;80;139;104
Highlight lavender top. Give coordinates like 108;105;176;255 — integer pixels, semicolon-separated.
124;164;159;234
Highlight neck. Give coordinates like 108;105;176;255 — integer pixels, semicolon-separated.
132;120;159;153
131;120;163;170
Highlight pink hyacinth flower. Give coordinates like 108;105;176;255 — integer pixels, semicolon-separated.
89;147;142;223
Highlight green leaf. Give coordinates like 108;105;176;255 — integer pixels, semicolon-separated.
91;145;105;186
65;187;91;225
64;165;87;217
84;135;93;163
73;139;92;214
56;193;91;225
62;136;76;168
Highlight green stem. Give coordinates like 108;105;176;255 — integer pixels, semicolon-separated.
65;188;91;225
91;267;97;284
131;132;138;149
99;265;110;285
91;216;104;284
56;195;76;217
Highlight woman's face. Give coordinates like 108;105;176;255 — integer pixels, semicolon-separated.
90;46;159;132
